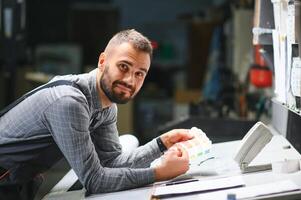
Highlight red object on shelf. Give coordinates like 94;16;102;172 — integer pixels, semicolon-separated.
249;45;272;88
250;65;272;88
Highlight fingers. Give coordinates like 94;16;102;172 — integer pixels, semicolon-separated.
169;129;194;143
157;145;190;181
177;145;189;159
165;146;181;157
160;129;194;150
167;144;189;160
175;145;190;172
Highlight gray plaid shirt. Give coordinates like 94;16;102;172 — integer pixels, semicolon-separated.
0;69;162;193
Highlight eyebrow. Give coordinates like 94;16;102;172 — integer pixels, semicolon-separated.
120;60;148;73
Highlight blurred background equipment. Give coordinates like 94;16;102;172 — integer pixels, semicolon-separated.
0;0;300;151
35;44;82;75
0;0;27;105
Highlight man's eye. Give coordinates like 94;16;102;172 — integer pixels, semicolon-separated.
119;64;128;71
135;71;145;78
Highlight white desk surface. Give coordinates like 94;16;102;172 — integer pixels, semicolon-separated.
43;134;301;200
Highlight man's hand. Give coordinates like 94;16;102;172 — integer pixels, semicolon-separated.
154;145;189;181
160;129;194;149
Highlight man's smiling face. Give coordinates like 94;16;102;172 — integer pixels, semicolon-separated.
99;42;151;104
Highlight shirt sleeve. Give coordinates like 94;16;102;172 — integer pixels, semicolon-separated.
92;123;162;169
42;96;156;193
91;104;162;169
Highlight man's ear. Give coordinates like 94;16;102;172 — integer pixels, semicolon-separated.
98;53;105;71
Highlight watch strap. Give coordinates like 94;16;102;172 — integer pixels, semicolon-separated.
156;137;167;152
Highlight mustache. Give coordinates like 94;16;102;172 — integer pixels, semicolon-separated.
113;80;134;92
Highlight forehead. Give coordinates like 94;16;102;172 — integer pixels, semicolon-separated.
108;42;151;70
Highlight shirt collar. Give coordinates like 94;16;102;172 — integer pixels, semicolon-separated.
88;69;102;111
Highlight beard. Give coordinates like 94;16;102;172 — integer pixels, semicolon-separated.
100;66;135;104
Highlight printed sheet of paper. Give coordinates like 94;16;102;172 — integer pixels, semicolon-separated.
197;180;299;200
152;176;245;198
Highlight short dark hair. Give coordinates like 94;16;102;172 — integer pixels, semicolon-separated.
105;29;153;58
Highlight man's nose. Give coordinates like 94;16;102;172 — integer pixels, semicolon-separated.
123;72;134;86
